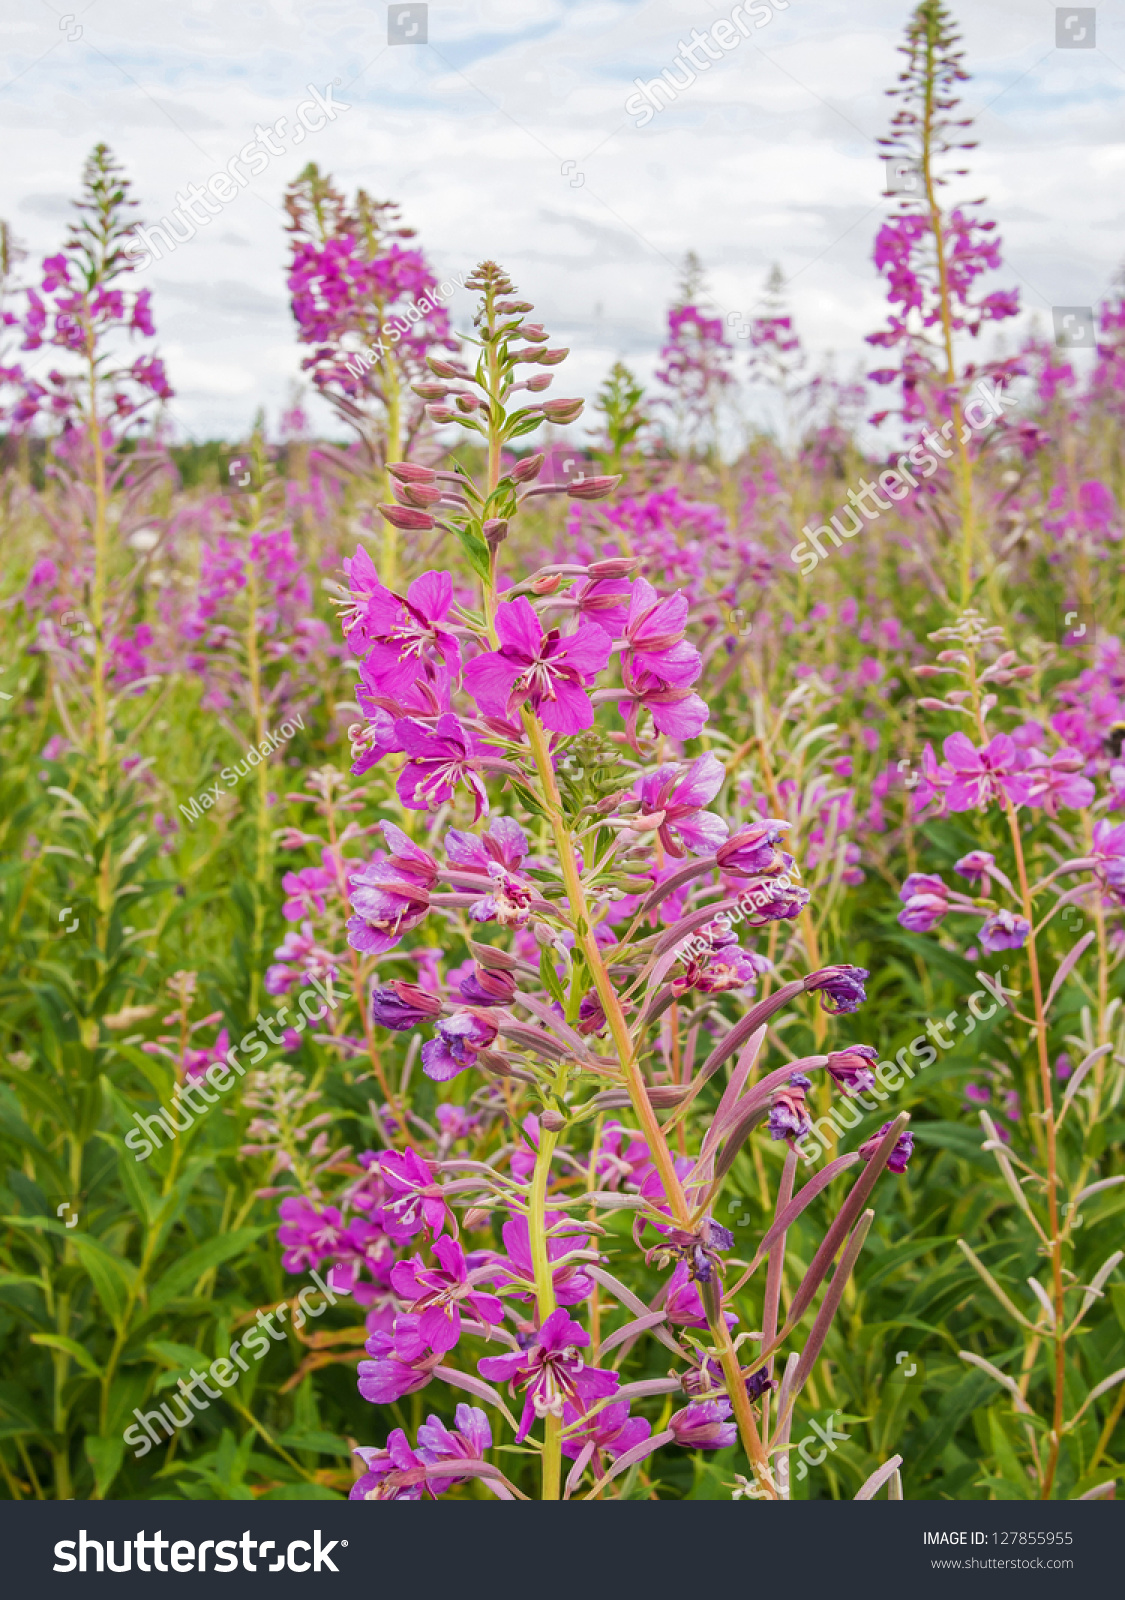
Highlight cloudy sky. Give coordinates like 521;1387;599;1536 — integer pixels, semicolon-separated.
2;0;1123;440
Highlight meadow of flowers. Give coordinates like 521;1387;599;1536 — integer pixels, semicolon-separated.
0;1;1122;1504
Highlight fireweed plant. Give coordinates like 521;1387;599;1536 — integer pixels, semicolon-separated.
274;262;917;1503
1;4;1124;1504
867;0;1021;607
898;611;1125;1499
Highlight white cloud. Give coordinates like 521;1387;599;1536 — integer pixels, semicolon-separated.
1;0;1122;438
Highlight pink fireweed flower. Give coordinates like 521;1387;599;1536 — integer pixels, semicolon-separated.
421;1008;499;1082
181;1027;231;1083
395;713;490;819
898;872;949;932
463;595;612;734
591;1121;650;1190
341;553;461;687
768;1072;813;1142
445;816;535;925
636;1154;695;1235
669;1399;737;1450
576;989;607;1033
445;814;529;874
858;1122;914;1173
493;1212;594;1306
634;753;728;858
478;1307;619;1442
469;862;535;928
826;1045;878;1094
979;909;1030;952
716;818;791;876
804;964;869;1013
672;925;770;996
377;1147;452;1242
349;1431;427;1501
357;1315;440;1406
573;574;633;635
346;822;437;955
620;661;710;741
415;1404;493;1493
941;732;1033;812
390;1235;505;1354
664;1261;737;1330
370;981;444;1031
281;862;334;922
1023;747;1096;816
459;962;518;1006
955;850;996;883
560;1400;650;1464
1091;819;1125;903
618;579;709;738
621;577;701;686
277;1196;348;1273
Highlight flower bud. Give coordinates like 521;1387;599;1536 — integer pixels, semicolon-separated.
388;461;437;483
393;481;443;507
567;475;620;500
587;556;638;579
483;518;508;549
455;393;481;412
826;1045;878;1094
532;573;563;594
426;405;459;423
411;383;449;401
428;357;466;378
496;299;534;313
460;962;517;1006
631;810;666;832
378;503;435;530
540;397;583;423
512;452;545;483
517;323;548;342
370;981;443;1030
525;373;554;392
540;1108;567;1132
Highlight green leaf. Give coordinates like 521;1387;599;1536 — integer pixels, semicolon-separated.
30;1333;101;1379
85;1434;125;1498
143;1228;263;1320
451;523;492;584
539;947;566;1005
274;1429;353;1458
260;1482;345;1499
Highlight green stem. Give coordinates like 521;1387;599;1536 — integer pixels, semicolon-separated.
522;715;691;1229
528;1121;561;1499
